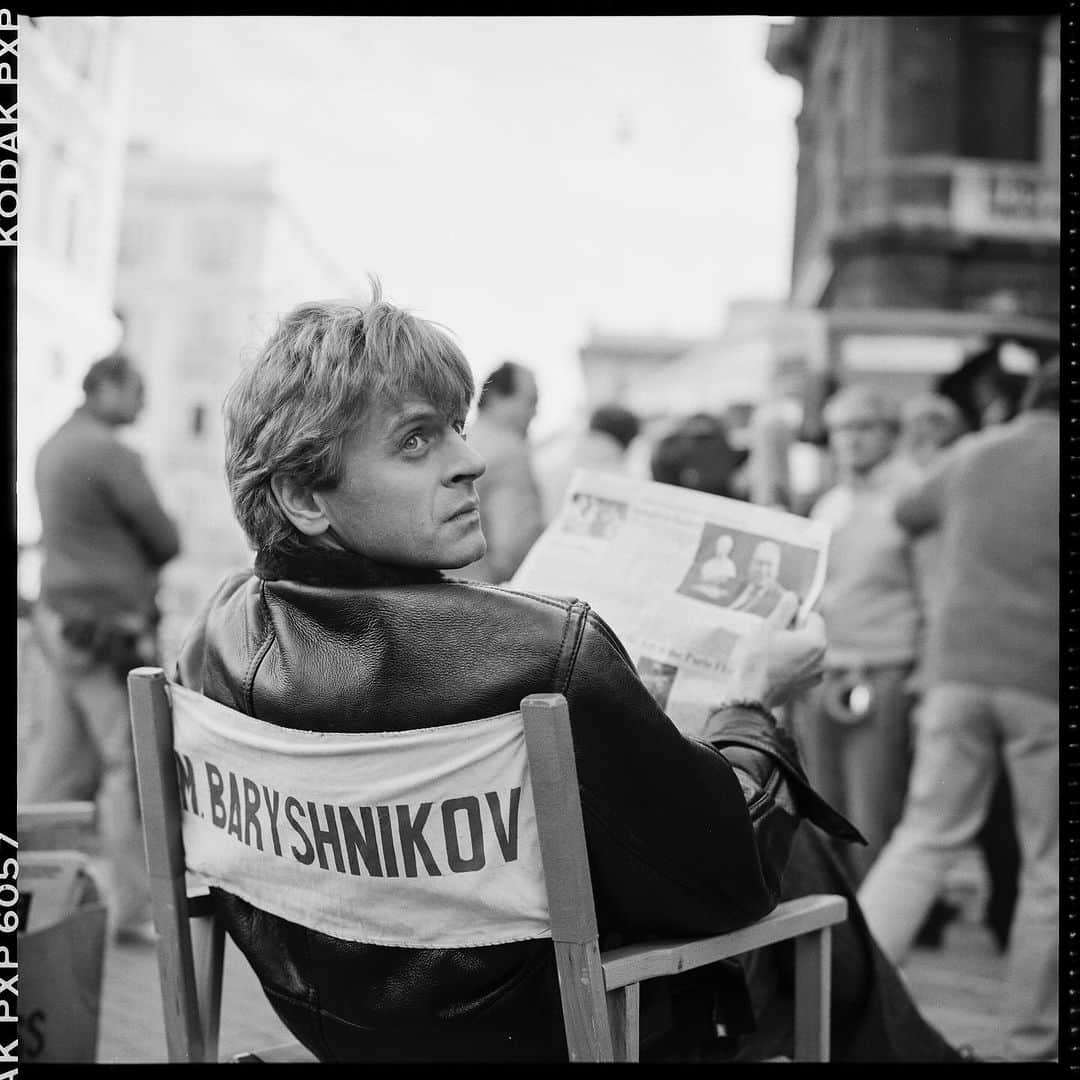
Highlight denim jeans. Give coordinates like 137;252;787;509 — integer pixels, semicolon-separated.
19;604;152;933
857;682;1058;1061
792;664;915;884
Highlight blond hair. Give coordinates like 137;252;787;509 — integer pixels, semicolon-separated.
224;280;474;556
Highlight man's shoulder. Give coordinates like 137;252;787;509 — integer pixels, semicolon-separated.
435;576;589;625
949;416;1056;478
257;570;591;640
880;454;922;488
41;413;132;465
809;483;848;521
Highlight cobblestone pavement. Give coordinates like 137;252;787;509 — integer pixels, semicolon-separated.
92;905;1007;1063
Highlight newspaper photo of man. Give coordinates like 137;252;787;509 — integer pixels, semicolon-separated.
677;526;813;618
728;540;796;617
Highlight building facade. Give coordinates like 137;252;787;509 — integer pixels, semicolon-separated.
114;149;356;665
766;15;1059;393
577;331;700;415
618;301;829;421
16;15;132;544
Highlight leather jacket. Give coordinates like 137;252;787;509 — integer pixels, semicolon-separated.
175;546;860;1062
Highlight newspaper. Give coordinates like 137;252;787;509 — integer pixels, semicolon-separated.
511;469;831;740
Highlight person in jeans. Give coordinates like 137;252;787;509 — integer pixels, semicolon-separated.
858;360;1060;1062
791;385;923;883
21;353;181;941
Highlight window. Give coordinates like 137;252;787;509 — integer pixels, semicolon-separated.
959;17;1041;161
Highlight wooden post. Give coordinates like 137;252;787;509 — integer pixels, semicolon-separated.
128;667;206;1063
191;908;226;1062
794;925;832;1062
607;984;640;1062
522;694;616;1062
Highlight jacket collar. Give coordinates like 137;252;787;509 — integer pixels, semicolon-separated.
255;546;445;589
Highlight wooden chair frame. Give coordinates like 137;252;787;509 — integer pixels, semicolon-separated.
128;667;847;1064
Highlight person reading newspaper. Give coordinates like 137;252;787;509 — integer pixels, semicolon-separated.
175;285;965;1062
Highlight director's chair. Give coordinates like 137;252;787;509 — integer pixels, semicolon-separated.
128;667;847;1063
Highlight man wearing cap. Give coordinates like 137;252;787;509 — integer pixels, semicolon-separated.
791;385;924;884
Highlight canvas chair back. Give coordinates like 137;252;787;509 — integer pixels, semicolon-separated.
129;667;846;1063
128;667;614;1061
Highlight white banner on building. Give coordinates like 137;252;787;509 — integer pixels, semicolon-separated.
169;685;550;948
512;470;831;741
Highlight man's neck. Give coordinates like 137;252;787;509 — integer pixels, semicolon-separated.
79;401;119;428
842;456;892;489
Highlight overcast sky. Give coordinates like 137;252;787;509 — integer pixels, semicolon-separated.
125;15;802;435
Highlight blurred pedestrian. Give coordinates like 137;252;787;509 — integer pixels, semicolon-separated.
898;392;966;469
745;396;800;511
858;361;1060;1062
537;403;640;522
650;412;747;498
20;351;181;943
935;340;1028;434
790;385;923;884
901;393;1022;952
456;360;543;584
896;393;966;657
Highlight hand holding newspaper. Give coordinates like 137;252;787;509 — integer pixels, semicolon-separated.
511;469;831;740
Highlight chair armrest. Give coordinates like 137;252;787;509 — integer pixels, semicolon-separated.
601;895;847;991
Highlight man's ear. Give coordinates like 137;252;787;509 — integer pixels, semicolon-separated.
270;474;331;538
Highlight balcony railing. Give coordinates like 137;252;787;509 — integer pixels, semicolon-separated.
835;157;1059;242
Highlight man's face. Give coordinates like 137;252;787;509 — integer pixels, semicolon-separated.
749;544;780;585
101;373;145;426
315;395;488;569
826;399;895;476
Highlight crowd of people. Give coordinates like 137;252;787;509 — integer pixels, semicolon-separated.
16;288;1059;1062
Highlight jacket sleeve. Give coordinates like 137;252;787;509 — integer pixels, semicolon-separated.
703;702;865;846
560;606;799;942
104;441;182;567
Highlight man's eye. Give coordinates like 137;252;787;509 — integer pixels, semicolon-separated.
402;431;430;452
453;420;468;440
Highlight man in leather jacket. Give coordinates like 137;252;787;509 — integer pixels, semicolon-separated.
175;286;963;1062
